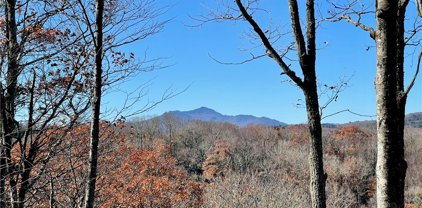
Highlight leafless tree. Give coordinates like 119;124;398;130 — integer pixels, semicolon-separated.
64;0;170;207
197;0;327;207
83;0;104;206
327;0;421;207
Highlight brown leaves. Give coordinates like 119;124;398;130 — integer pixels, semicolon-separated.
329;126;370;140
202;140;231;182
98;140;203;207
35;124;202;207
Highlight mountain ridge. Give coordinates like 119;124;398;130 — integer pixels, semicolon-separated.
156;107;422;128
323;112;422;129
163;107;286;127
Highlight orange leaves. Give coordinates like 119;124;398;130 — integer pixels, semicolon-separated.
35;123;203;207
23;23;61;43
327;126;372;157
329;126;370;140
98;140;203;207
0;17;5;27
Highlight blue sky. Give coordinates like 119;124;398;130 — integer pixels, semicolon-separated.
104;0;422;124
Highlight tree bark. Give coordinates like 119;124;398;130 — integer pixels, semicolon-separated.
235;0;326;208
84;0;104;207
234;0;326;206
375;0;407;207
1;0;19;207
304;83;326;208
0;87;7;208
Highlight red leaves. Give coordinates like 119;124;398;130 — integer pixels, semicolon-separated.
329;126;370;140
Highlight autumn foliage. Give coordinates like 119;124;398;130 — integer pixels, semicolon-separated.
28;123;202;207
98;141;203;207
1;116;420;207
202;140;232;182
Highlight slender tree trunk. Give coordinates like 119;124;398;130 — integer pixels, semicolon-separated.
375;0;407;207
0;87;7;208
1;0;19;207
84;0;104;207
15;154;35;208
49;176;55;208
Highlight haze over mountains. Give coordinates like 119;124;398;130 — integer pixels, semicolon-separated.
164;107;286;127
157;107;422;128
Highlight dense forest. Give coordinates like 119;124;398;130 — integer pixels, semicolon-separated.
16;116;422;207
0;0;421;207
1;114;419;207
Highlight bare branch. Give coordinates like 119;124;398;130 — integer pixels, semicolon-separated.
288;0;307;67
338;15;376;39
404;49;421;96
208;53;267;65
325;0;375;39
319;76;351;117
321;109;375;120
234;0;304;88
306;0;316;63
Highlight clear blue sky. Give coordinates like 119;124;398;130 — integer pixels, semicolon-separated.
104;0;422;124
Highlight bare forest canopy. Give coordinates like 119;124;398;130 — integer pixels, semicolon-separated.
0;0;421;208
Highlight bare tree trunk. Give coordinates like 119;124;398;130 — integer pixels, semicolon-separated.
1;0;19;206
0;87;7;208
49;176;55;208
375;0;407;207
84;0;104;207
304;83;326;208
233;0;326;206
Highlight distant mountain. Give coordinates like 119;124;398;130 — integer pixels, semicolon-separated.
323;112;422;129
164;107;286;127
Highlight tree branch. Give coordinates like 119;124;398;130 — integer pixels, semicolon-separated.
306;0;316;64
339;15;376;39
404;49;421;96
208;53;267;65
234;0;304;88
321;109;375;120
288;0;307;69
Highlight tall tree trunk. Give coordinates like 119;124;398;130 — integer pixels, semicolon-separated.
233;0;326;206
1;0;19;207
0;87;7;208
84;0;104;207
302;0;326;205
303;73;326;208
375;0;407;207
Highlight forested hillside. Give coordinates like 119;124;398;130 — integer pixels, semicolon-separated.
1;0;420;207
406;112;422;128
53;118;420;207
58;116;417;207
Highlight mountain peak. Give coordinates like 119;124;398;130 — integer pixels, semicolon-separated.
163;107;286;127
192;107;218;114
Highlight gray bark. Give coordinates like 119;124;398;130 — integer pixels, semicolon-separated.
375;0;408;207
84;0;104;207
304;80;326;208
